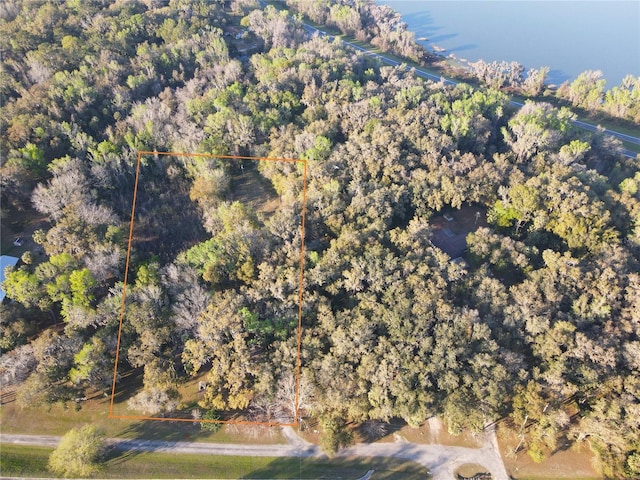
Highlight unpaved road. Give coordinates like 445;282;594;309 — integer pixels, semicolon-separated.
1;426;508;480
0;433;316;457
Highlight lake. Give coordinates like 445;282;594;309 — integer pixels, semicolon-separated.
379;1;640;87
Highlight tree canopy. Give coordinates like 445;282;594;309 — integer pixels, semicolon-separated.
48;424;106;478
1;1;639;476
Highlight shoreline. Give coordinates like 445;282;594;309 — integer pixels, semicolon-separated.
377;0;639;88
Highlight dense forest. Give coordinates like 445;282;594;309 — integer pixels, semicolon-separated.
1;0;639;477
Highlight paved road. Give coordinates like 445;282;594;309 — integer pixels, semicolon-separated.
268;2;639;159
1;428;509;480
302;23;455;86
300;23;639;159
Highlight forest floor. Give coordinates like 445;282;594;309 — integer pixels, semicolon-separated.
229;161;281;218
430;205;488;259
0;205;48;259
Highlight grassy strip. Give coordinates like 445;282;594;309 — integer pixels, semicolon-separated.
0;387;287;444
0;444;52;477
621;141;640;155
0;444;431;479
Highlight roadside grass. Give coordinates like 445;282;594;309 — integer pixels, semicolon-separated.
511;477;601;480
338;32;640;154
0;384;125;437
244;456;431;479
0;375;284;445
0;444;51;478
0;445;431;479
338;28;640;150
621;141;640;155
585;119;640;139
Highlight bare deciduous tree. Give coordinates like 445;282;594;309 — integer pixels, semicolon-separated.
127;387;179;415
276;371;312;423
32;162;90;221
0;344;36;386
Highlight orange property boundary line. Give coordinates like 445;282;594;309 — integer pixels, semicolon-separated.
109;151;308;427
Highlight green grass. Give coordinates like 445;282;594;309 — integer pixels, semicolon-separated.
0;395;285;445
1;366;286;444
621;142;640;155
0;444;52;478
0;444;431;479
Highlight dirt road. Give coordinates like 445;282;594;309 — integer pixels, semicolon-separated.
1;426;509;480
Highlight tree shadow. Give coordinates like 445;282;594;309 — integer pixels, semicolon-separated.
116;417;207;443
103;442;145;467
110;367;143;404
550;430;574;456
430;33;458;43
355;419;405;444
400;11;439;39
104;418;210;468
243;456;430;479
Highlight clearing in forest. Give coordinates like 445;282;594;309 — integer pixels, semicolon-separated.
429;205;487;259
109;151;308;427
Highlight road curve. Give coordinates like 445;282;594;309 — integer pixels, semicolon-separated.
1;431;509;480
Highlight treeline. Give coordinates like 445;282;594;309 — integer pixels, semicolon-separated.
556;71;640;123
1;1;640;478
469;61;640;124
284;0;432;64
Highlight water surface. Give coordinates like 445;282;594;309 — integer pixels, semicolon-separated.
380;1;640;87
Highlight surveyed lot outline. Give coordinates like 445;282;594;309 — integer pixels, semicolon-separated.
109;151;308;427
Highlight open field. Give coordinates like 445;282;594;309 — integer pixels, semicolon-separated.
0;444;51;478
0;444;431;479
